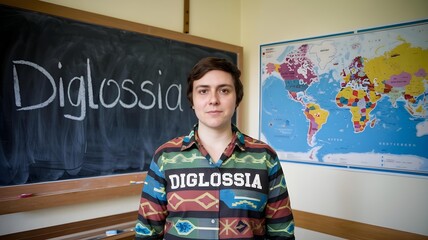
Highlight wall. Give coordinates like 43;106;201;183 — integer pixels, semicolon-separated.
240;0;428;236
1;0;428;238
40;0;242;46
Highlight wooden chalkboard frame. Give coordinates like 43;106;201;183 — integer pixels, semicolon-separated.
0;0;243;214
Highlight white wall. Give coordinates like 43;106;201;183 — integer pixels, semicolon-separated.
1;0;428;238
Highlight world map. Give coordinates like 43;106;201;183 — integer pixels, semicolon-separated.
260;20;428;176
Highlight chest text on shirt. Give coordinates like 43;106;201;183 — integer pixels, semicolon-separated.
169;172;262;190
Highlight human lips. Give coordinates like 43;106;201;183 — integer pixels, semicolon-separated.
206;110;222;114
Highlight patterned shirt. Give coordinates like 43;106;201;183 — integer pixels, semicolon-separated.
135;124;295;239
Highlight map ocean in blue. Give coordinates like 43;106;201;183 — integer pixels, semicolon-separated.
261;71;428;172
261;76;313;152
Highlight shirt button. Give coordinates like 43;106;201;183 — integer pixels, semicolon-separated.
211;219;215;224
216;205;219;208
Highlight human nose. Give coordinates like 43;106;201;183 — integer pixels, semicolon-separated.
209;91;219;105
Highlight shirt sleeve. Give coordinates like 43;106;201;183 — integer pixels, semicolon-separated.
265;154;295;239
135;158;168;239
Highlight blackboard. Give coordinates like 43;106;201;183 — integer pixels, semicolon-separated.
0;4;240;186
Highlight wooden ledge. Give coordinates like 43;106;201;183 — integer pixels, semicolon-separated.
0;172;146;215
293;209;428;240
2;210;427;240
1;212;137;240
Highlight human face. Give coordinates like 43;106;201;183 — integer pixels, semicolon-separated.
192;70;237;131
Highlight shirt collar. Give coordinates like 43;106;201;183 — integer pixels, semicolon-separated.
181;124;246;152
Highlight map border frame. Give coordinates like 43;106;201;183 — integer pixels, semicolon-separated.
259;19;428;177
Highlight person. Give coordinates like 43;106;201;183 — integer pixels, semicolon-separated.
135;57;295;239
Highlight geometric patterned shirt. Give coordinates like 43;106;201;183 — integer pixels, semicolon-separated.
135;124;295;239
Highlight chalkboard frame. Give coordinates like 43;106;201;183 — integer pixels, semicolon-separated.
0;0;243;214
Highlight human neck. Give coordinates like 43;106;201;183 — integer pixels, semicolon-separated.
197;123;233;162
197;123;232;143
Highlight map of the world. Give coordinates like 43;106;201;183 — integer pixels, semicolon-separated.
260;20;428;176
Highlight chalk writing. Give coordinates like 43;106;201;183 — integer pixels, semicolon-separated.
13;58;183;121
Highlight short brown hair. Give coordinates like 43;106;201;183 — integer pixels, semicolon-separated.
186;57;243;107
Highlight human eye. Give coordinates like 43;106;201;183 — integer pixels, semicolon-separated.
219;87;231;95
197;88;208;94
